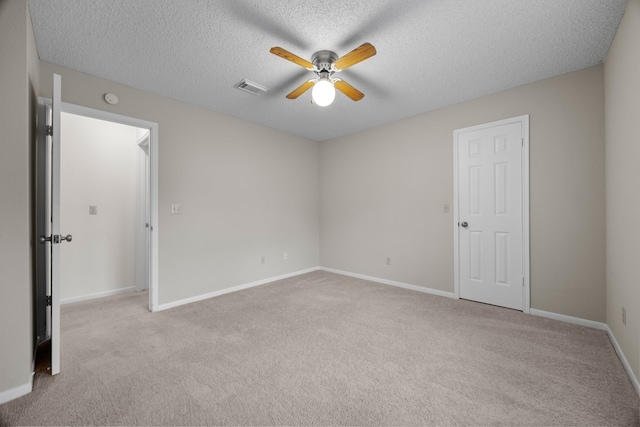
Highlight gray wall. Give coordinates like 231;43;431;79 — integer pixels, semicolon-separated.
0;0;39;398
605;0;640;382
321;65;606;322
38;62;320;306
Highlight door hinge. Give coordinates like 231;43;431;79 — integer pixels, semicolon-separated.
521;138;524;147
522;277;525;287
46;295;52;306
46;125;53;136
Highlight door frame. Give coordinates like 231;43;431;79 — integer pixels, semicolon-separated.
40;98;160;312
453;115;530;313
135;134;150;293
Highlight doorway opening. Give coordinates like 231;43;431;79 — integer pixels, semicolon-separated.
59;112;150;305
57;103;159;312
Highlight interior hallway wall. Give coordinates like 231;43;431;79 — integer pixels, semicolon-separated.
39;62;320;306
604;0;640;383
60;113;139;302
321;65;606;323
0;0;40;400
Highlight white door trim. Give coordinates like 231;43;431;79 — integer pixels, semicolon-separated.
135;134;150;293
41;99;160;312
453;115;530;313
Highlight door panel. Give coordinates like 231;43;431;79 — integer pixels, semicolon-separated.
457;120;524;310
51;73;61;375
495;232;509;285
469;231;482;281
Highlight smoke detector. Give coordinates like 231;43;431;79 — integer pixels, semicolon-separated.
235;79;269;96
104;93;119;105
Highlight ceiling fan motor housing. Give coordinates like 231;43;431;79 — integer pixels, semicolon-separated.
312;50;338;73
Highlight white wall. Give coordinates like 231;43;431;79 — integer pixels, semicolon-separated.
321;65;606;322
0;0;39;401
604;0;640;383
60;113;140;302
39;62;321;307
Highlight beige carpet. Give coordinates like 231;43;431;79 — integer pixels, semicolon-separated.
1;271;638;426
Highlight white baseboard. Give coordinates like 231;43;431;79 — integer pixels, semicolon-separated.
530;308;639;396
61;286;136;305
155;267;321;312
605;326;640;396
0;380;32;404
320;267;457;299
529;308;608;330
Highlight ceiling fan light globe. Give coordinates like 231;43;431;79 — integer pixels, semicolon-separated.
312;80;335;107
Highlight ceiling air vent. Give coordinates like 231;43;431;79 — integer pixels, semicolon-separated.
235;79;269;96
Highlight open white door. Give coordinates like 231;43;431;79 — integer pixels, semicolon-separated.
36;74;71;375
50;73;62;374
44;74;70;374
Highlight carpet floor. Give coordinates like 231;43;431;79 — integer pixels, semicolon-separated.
1;270;638;426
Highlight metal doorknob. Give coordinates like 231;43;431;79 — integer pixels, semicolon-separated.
39;234;72;244
460;222;468;228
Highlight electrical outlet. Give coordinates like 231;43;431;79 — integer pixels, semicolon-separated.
261;256;265;265
284;252;288;260
622;307;626;326
171;204;182;214
386;257;391;265
89;205;97;215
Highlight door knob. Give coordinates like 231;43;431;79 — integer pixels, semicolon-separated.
460;222;468;228
41;234;73;244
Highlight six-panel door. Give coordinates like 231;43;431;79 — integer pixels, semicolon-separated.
457;121;523;310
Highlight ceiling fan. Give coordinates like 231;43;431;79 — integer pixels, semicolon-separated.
270;42;377;106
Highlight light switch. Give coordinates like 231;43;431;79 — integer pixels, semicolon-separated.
171;204;183;214
89;205;98;215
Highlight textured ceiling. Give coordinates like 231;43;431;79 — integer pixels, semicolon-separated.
28;0;628;142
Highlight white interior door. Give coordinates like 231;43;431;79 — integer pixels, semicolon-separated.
454;116;529;311
37;74;64;374
50;73;66;375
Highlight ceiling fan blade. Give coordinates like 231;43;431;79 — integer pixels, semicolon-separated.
334;42;377;70
270;47;314;69
334;79;365;101
286;80;315;99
